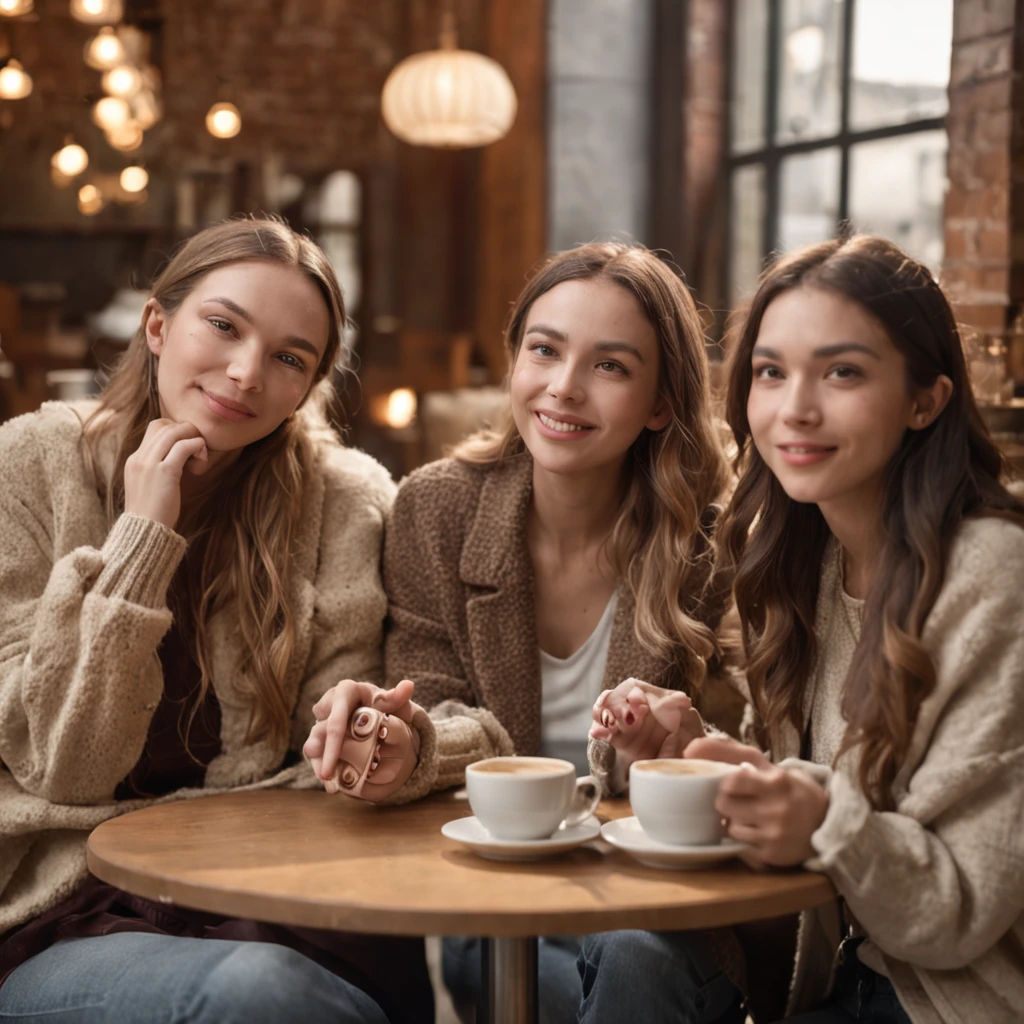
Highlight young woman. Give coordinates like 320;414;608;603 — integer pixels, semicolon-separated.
585;234;1024;1024
309;241;735;1022
0;218;436;1024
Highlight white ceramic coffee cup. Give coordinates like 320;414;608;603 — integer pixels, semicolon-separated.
465;756;602;841
629;758;739;846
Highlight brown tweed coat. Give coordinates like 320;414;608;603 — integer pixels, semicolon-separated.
383;453;731;790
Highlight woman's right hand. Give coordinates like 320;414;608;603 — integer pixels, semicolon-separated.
123;419;208;530
303;679;421;799
589;677;704;766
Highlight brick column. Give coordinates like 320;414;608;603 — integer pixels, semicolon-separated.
942;0;1024;337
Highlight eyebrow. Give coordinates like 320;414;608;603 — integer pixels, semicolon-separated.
207;296;322;359
525;323;646;364
752;342;881;361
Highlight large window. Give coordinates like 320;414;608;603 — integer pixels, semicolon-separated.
728;0;953;304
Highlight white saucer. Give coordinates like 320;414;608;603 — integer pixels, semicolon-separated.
441;815;601;862
601;817;749;870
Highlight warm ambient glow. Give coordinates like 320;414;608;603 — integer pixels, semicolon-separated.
51;141;89;177
119;165;147;193
0;0;34;16
70;0;123;25
0;58;31;99
131;88;160;129
385;388;417;430
77;183;103;215
105;120;142;151
381;19;516;149
84;27;125;70
102;64;140;98
205;101;241;139
92;95;130;131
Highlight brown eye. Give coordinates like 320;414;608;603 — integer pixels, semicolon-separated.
350;710;375;739
338;764;360;789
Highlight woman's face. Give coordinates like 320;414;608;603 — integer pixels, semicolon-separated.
145;260;329;453
746;285;920;516
510;278;670;478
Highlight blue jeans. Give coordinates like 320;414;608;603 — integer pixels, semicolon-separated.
0;933;389;1023
577;930;745;1024
779;940;911;1024
442;935;582;1024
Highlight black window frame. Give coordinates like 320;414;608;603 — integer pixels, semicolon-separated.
724;0;948;305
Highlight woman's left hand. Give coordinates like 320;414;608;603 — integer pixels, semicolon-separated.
685;736;830;866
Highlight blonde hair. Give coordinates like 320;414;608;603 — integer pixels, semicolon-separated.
456;242;730;685
82;216;346;750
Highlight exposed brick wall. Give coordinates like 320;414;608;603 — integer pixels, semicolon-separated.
942;0;1022;333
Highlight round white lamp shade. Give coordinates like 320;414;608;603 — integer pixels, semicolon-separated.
382;46;516;149
0;58;32;99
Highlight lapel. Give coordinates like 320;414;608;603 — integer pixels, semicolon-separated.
460;455;544;755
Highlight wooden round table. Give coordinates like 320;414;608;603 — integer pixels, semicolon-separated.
88;789;835;1024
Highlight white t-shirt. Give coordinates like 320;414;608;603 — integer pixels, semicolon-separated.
538;590;619;774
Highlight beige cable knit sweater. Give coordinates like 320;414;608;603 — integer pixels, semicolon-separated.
777;518;1024;1024
0;402;442;935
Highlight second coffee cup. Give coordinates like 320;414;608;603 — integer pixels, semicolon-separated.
466;756;601;841
629;758;738;846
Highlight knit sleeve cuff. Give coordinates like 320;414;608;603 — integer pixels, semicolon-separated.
805;769;872;873
92;513;187;609
430;702;515;791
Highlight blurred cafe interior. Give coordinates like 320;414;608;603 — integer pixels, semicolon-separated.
0;0;1022;479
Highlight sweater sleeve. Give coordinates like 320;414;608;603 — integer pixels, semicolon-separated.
383;468;514;791
0;494;184;804
806;518;1024;971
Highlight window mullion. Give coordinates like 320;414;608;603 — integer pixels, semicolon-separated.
837;0;856;228
763;0;782;258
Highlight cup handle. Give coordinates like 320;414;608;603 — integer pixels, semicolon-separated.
564;775;602;828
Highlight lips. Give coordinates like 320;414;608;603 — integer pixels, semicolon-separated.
199;387;256;421
776;443;837;466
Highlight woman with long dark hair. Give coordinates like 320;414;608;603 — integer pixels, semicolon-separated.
585;235;1024;1023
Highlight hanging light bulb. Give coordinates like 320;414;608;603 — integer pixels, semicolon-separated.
384;388;417;429
102;63;140;98
77;183;104;216
70;0;123;25
205;101;241;139
0;0;34;16
105;119;142;151
0;57;31;99
84;27;125;70
119;165;147;193
92;95;130;131
51;139;89;177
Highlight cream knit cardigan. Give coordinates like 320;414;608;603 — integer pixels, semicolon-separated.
0;402;441;935
780;517;1024;1024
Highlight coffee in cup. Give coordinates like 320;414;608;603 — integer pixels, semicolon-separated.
629;758;738;846
466;756;601;841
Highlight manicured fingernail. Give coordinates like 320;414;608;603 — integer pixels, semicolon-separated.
601;710;614;728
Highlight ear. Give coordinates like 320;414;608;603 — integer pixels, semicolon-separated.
143;298;168;357
909;373;953;431
645;397;673;433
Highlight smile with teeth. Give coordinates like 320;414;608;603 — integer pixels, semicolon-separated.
781;446;833;453
537;412;592;432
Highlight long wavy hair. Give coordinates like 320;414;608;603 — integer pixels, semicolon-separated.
455;242;731;685
720;234;1023;808
82;217;346;750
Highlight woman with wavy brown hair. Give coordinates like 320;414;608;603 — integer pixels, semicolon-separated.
309;241;733;1021
0;217;435;1024
586;234;1024;1024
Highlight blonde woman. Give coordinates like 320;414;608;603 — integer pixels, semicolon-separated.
309;242;734;1022
0;218;435;1024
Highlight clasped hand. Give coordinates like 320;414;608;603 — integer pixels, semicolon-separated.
303;678;422;802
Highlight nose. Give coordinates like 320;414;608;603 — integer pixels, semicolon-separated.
779;375;822;428
547;357;585;403
226;341;264;392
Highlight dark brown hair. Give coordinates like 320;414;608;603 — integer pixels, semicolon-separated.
720;234;1023;808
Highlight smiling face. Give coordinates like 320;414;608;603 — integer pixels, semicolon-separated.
145;260;330;454
509;278;670;478
746;285;925;517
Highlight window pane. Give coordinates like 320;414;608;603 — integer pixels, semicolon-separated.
730;164;766;305
851;0;951;131
731;0;769;154
776;0;845;144
778;147;840;252
848;130;947;273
